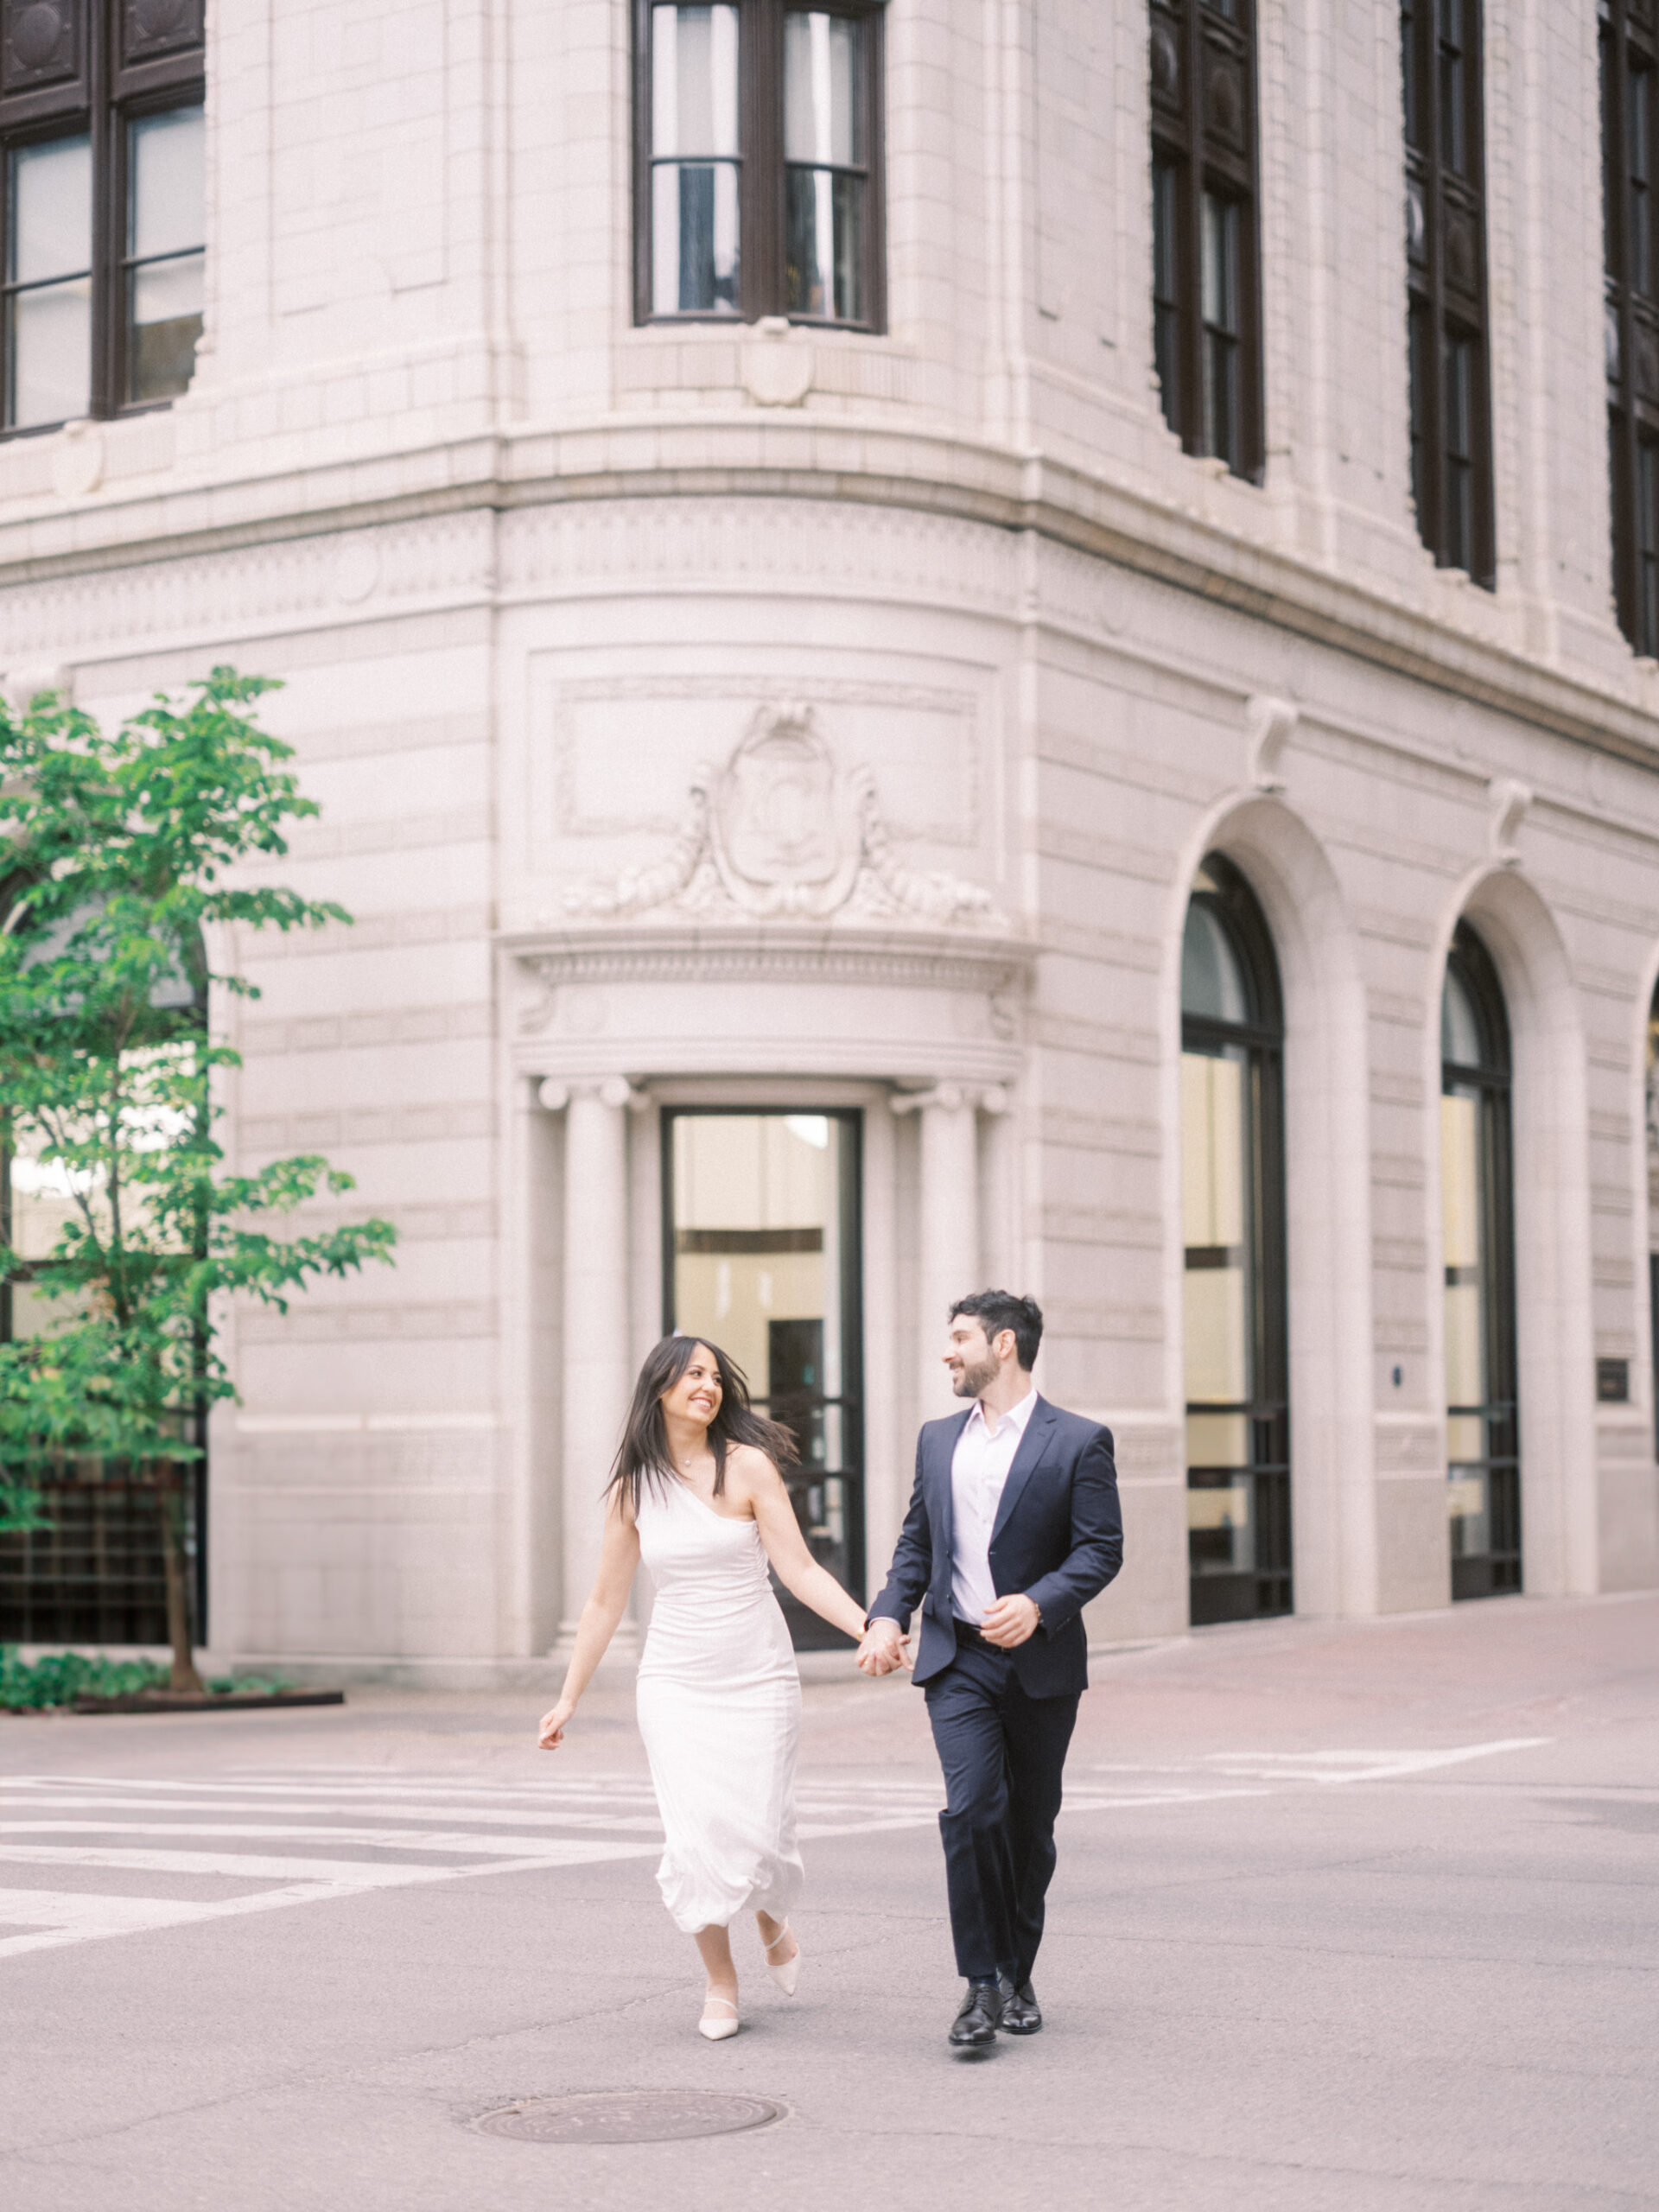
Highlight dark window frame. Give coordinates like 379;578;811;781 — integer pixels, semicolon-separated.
1181;853;1291;1626
1401;0;1496;585
1602;0;1659;657
631;0;887;334
1148;0;1266;481
1441;919;1520;1601
0;0;205;438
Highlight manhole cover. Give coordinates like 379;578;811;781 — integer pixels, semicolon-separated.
474;2091;785;2144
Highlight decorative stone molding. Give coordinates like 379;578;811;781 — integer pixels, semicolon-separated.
1487;775;1533;865
1246;693;1299;791
49;420;104;499
1;662;73;711
536;1075;648;1112
562;703;1003;930
505;925;1031;1058
890;1082;1011;1116
742;316;813;407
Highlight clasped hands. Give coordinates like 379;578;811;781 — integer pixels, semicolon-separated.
855;1592;1040;1675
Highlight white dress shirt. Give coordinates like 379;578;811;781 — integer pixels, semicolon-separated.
950;1387;1039;1624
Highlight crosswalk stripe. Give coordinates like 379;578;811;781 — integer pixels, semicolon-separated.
0;1843;647;1883
0;1821;665;1854
0;1804;668;1840
0;1736;1549;1967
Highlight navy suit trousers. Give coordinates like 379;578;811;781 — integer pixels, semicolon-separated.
924;1635;1080;1985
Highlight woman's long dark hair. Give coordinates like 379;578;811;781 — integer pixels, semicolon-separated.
607;1333;800;1511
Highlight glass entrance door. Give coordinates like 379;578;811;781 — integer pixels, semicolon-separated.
663;1109;864;1649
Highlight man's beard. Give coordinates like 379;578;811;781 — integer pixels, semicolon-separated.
951;1356;998;1399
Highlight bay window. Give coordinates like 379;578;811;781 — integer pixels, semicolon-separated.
1;0;205;435
635;1;885;330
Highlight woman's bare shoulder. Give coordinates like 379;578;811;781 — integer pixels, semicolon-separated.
724;1440;786;1494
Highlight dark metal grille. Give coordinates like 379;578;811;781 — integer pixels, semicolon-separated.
0;1465;172;1644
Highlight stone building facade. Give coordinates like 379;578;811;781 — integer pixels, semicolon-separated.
2;1;1656;1675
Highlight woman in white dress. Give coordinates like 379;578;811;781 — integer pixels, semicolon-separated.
537;1334;877;2039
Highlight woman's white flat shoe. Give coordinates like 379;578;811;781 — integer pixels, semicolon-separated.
698;1995;740;2042
764;1921;800;1997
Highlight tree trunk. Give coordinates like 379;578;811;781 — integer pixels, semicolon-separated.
158;1462;205;1694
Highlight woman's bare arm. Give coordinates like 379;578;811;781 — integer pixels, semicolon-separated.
741;1449;886;1649
537;1490;641;1746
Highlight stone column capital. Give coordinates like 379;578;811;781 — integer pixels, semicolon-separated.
890;1082;1008;1116
537;1076;648;1113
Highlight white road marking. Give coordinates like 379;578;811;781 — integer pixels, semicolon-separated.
0;1814;668;1849
0;1736;1551;1966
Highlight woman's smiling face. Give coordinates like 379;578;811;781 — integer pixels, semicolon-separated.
662;1344;723;1436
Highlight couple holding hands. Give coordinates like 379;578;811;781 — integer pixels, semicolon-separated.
537;1289;1123;2050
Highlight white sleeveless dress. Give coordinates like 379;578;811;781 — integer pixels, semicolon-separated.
634;1475;804;1933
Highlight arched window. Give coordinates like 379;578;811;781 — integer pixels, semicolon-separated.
1440;921;1519;1599
1180;855;1290;1623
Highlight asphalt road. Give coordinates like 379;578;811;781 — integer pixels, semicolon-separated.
2;1591;1656;2212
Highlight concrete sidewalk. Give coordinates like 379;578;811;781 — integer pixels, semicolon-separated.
2;1591;1656;2211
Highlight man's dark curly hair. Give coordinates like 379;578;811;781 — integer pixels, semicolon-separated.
948;1290;1043;1372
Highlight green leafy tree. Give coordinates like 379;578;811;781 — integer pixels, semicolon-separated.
0;668;397;1690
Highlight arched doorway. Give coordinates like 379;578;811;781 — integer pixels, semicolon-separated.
1180;855;1292;1624
1441;919;1520;1599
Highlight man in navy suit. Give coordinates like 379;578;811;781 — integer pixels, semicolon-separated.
857;1291;1122;2048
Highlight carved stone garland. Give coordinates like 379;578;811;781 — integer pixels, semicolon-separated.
561;704;1004;930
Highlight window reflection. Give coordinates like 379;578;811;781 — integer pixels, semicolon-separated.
783;11;866;321
3;135;92;430
126;108;206;405
651;3;741;315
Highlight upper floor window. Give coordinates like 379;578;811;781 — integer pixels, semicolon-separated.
1401;0;1495;584
633;1;886;331
1602;0;1659;657
1148;0;1264;480
0;0;204;437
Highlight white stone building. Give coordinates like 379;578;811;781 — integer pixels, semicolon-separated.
3;0;1657;1675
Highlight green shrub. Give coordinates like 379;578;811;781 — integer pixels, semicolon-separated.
0;1646;171;1710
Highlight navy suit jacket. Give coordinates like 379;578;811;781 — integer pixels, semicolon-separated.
868;1396;1122;1698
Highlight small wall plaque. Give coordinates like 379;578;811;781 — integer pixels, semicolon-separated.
1596;1357;1630;1404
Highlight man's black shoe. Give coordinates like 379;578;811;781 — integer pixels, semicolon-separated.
998;1975;1042;2034
948;1978;1003;2047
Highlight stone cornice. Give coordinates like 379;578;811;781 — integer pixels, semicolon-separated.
499;920;1036;997
2;416;1656;767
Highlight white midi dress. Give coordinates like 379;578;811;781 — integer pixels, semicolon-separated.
634;1475;804;1933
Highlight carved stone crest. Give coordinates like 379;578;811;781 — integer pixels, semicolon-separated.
562;702;1002;931
709;705;863;918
